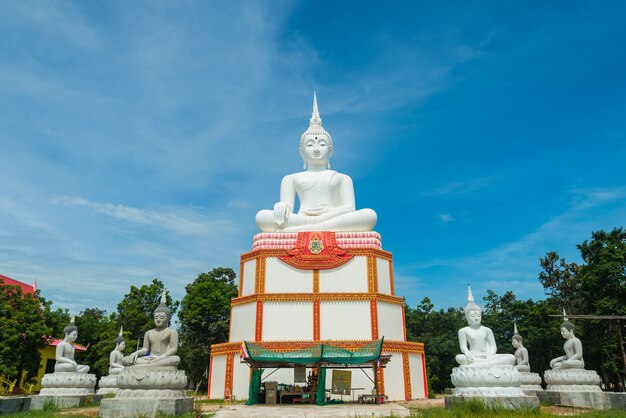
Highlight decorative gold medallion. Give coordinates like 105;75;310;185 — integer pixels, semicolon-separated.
308;236;324;254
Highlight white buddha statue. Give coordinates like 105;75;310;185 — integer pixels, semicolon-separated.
109;327;126;375
512;323;530;372
255;92;377;232
455;286;515;366
124;291;180;368
54;316;90;373
549;310;584;370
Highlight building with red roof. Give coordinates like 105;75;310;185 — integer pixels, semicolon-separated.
0;274;36;295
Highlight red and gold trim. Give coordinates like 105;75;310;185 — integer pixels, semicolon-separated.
231;292;404;306
224;353;234;399
402;352;412;400
255;301;263;341
421;353;429;399
388;260;395;295
207;354;214;399
242;247;392;263
370;299;379;340
313;300;320;341
313;270;320;293
377;364;385;396
254;256;266;294
210;339;424;355
238;262;244;297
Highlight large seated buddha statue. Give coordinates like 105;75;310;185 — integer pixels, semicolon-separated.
450;286;523;397
455;286;515;367
123;292;180;368
255;92;377;232
54;317;91;373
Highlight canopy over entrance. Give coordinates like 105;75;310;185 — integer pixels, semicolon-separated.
240;339;389;406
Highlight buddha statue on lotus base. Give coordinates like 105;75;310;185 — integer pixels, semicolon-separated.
99;290;192;418
255;92;377;233
543;311;601;392
97;327;126;395
511;323;542;393
35;317;96;404
450;286;523;397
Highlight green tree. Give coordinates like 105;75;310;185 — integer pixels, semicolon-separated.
75;308;115;378
538;227;626;391
0;281;49;381
178;268;238;393
404;297;465;393
115;278;179;348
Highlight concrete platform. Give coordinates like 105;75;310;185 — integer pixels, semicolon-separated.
215;403;411;418
29;394;101;410
99;397;193;418
538;390;626;410
0;396;31;415
444;395;540;410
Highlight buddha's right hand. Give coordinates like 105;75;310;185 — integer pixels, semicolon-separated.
273;202;290;226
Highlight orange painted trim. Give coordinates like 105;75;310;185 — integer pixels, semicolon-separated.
401;301;407;341
255;301;263;341
254;257;266;294
388;260;395;295
421;353;429;399
210;340;424;355
238;261;244;297
224;353;234;399
402;352;412;400
367;256;375;293
370;300;379;340
313;300;320;341
313;270;319;293
242;247;393;262
372;256;378;293
207;354;214;399
377;365;385;395
230;292;405;306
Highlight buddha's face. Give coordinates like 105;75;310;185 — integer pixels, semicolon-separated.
67;330;78;343
560;327;572;339
466;310;482;326
154;312;168;328
512;339;521;348
301;134;331;165
117;341;126;351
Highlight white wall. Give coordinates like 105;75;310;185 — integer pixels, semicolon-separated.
320;300;371;340
263;301;313;341
383;353;405;401
232;358;251;400
409;353;426;399
319;257;368;293
376;258;391;294
377;301;405;341
209;354;226;399
230;302;257;342
265;258;313;293
241;260;256;296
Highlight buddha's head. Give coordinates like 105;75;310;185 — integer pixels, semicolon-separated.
300;92;333;169
512;322;524;347
115;326;126;350
63;316;78;342
560;309;575;338
464;284;482;327
153;290;171;329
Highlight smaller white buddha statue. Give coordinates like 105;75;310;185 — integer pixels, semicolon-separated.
255;92;377;233
512;323;530;372
124;291;180;368
455;285;515;366
109;327;126;375
54;316;90;373
549;310;584;370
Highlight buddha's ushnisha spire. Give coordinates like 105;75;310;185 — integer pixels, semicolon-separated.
161;290;167;305
118;326;123;337
70;315;75;325
310;91;322;126
464;284;481;315
514;322;518;334
562;308;568;322
301;91;332;144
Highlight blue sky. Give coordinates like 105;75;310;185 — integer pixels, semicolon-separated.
1;1;625;315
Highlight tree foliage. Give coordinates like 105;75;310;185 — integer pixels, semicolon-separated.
0;282;49;381
539;228;626;391
178;267;238;392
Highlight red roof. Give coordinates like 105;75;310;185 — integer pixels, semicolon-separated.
0;274;36;295
49;339;88;352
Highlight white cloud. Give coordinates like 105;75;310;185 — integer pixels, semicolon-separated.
439;214;454;222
